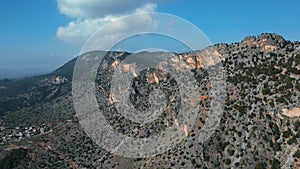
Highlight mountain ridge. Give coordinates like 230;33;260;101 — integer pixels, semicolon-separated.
0;33;299;169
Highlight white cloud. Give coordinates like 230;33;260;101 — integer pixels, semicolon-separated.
81;12;159;51
56;1;159;46
57;0;158;18
56;16;117;44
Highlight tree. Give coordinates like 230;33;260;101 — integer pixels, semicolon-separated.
254;162;266;169
271;158;281;169
294;120;300;131
282;129;292;138
293;150;300;158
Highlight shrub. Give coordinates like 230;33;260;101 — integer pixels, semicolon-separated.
293;150;300;158
224;159;231;165
254;162;266;169
282;129;292;138
271;158;281;169
294;120;300;131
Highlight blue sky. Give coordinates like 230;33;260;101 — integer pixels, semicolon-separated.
0;0;299;73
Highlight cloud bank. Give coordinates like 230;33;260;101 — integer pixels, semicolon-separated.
56;0;160;46
57;0;157;18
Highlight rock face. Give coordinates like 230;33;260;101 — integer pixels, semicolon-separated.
0;33;299;169
50;76;68;84
241;33;287;53
281;107;300;118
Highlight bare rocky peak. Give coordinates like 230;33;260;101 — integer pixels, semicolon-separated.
241;33;287;49
258;33;285;40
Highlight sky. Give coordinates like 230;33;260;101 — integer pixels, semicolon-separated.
0;0;299;74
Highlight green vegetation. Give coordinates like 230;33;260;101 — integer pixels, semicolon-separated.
224;158;231;165
282;129;292;138
254;162;266;169
0;148;30;168
294;120;300;131
270;158;281;169
293;150;300;158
